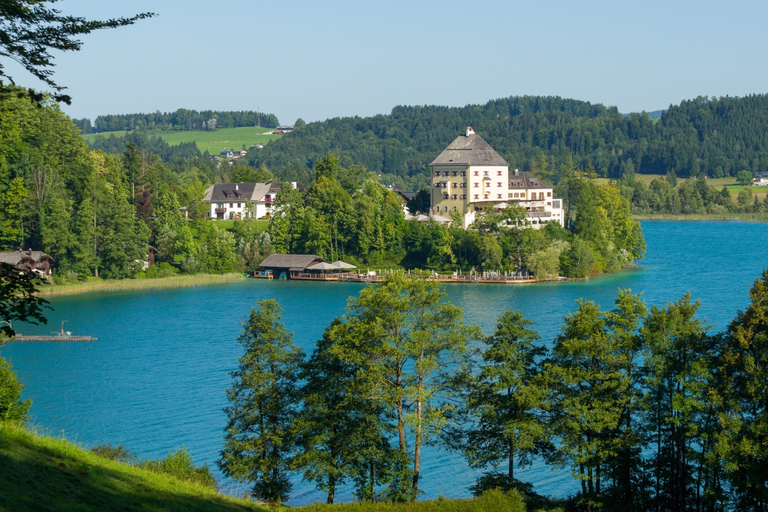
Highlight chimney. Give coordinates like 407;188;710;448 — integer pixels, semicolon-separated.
465;126;475;136
235;184;239;191
514;168;519;176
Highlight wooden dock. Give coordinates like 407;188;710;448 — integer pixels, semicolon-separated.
13;335;97;342
255;271;541;285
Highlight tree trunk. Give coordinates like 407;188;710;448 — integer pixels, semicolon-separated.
327;474;335;504
412;375;423;499
508;434;514;486
369;459;375;502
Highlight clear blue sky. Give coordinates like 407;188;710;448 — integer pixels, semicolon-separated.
9;0;768;125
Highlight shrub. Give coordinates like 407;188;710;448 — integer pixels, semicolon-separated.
141;446;217;490
0;357;30;424
91;443;137;464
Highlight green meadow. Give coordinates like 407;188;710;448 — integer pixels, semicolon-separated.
83;127;282;155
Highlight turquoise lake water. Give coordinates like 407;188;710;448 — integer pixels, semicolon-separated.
3;220;768;504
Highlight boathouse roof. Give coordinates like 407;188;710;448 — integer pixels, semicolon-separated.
259;254;326;271
430;131;508;168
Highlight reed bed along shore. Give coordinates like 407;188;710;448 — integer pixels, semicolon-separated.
633;212;768;222
38;273;246;297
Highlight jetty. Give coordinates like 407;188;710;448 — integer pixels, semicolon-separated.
11;321;97;342
253;269;542;285
256;253;548;284
13;334;97;342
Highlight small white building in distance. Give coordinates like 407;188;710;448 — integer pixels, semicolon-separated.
430;127;564;229
202;182;296;219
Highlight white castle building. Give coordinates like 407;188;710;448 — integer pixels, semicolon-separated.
430;127;564;229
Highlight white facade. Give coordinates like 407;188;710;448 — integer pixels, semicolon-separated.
429;128;564;229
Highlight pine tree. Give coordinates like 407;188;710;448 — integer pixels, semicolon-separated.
462;310;547;495
219;300;303;504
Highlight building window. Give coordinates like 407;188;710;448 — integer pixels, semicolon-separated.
452;194;458;200
483;171;489;177
547;191;552;197
238;203;242;208
434;171;440;177
553;199;561;208
453;182;458;188
474;183;479;188
497;182;502;187
229;203;233;208
474;194;479;199
461;171;466;176
443;194;449;199
444;206;448;212
453;206;458;212
444;171;450;177
484;194;489;199
473;171;479;176
452;171;458;177
497;194;502;199
497;170;502;176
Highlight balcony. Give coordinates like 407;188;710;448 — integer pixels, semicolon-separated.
215;207;226;213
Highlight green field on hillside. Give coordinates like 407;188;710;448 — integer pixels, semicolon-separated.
83;127;282;155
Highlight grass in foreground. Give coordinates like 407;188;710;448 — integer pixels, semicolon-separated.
0;424;266;512
300;491;526;511
38;273;246;297
0;424;531;512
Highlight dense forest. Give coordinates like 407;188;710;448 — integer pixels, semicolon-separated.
72;108;280;134
239;94;768;192
217;269;768;511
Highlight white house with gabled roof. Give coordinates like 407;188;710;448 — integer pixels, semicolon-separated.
202;182;288;219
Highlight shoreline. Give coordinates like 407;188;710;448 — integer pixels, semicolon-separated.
634;213;768;222
37;273;246;297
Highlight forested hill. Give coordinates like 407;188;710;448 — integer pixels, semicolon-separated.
72;108;280;134
244;94;768;190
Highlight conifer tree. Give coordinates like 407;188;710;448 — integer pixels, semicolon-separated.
462;310;548;495
219;300;303;504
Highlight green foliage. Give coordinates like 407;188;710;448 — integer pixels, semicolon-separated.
0;2;153;104
300;488;526;511
0;357;30;423
90;443;137;464
141;447;217;491
461;310;547;494
0;262;49;337
219;300;304;504
329;274;480;500
736;170;754;186
91;109;279;133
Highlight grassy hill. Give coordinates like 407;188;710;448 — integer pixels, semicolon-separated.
83;127;282;155
0;424;530;512
0;424;266;512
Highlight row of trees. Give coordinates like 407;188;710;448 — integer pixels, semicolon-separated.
75;108;279;133
220;270;768;511
619;171;768;215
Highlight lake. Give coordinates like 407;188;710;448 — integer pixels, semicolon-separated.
3;220;768;504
